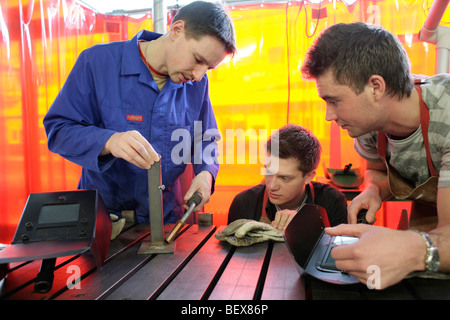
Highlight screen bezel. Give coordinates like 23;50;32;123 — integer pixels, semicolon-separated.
12;190;98;243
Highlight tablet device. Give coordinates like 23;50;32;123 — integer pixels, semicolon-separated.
284;204;359;285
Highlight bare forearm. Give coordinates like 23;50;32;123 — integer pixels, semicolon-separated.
347;161;392;223
364;168;392;201
430;187;450;273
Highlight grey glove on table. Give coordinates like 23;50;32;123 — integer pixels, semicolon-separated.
215;219;284;246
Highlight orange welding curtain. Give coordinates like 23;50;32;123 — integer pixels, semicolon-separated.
0;0;447;243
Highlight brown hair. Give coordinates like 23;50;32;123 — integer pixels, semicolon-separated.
266;124;321;174
172;1;237;56
301;22;413;99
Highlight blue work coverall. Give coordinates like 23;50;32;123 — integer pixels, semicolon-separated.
43;30;220;223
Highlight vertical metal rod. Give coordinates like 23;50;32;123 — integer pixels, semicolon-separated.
138;160;175;254
153;0;167;33
148;161;164;245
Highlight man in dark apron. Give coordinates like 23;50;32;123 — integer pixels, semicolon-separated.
301;22;450;289
375;81;438;232
227;124;348;230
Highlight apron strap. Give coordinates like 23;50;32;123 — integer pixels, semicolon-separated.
377;83;438;177
416;85;438;177
377;131;386;158
307;183;331;227
261;188;269;220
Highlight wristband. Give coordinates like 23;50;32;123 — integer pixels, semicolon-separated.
412;229;440;273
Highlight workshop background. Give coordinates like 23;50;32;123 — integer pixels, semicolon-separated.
0;0;448;243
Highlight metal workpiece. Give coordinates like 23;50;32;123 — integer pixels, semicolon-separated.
148;160;164;245
138;161;175;254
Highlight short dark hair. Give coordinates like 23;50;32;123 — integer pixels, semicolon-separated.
172;1;237;56
301;22;413;99
266;124;321;174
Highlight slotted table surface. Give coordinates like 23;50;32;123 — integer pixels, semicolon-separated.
1;223;450;301
0;224;305;301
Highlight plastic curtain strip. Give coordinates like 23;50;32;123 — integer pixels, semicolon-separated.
0;0;448;242
0;0;152;242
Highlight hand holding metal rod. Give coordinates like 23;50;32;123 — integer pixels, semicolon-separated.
164;192;203;243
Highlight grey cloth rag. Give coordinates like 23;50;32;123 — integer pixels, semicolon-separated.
215;219;284;246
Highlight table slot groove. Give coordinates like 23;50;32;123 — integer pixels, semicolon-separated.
201;245;236;300
95;254;157;300
253;241;274;300
147;226;217;300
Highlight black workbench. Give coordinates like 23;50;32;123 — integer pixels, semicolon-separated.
0;223;305;301
1;223;449;303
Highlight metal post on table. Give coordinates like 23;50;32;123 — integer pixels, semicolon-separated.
138;160;175;254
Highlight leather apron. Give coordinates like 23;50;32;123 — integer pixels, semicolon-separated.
377;83;438;231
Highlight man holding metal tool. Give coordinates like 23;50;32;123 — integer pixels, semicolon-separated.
43;1;236;225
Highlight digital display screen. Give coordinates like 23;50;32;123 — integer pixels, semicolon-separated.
332;236;359;246
38;203;80;224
